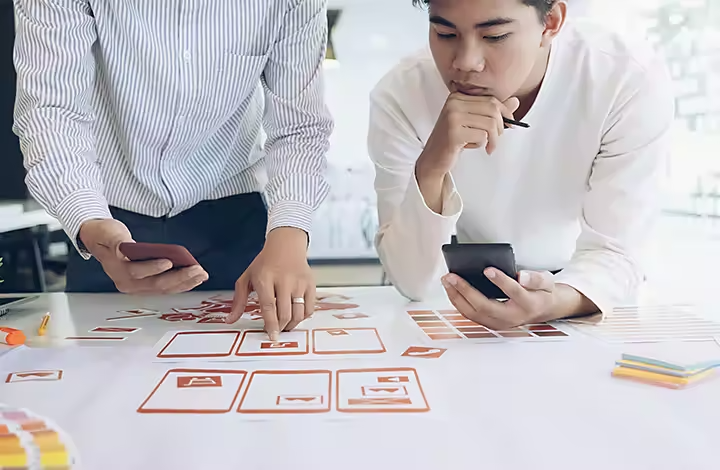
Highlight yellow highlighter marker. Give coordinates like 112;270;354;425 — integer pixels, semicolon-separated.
37;312;51;336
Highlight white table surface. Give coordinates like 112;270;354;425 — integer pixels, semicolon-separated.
0;287;719;470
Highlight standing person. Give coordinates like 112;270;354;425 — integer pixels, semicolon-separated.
368;0;674;328
13;0;333;339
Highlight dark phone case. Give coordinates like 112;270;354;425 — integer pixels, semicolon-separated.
441;242;517;299
118;242;199;268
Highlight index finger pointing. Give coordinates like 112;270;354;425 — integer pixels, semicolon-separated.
256;279;279;342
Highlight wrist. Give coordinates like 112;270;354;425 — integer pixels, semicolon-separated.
415;151;449;185
547;284;597;320
266;226;308;250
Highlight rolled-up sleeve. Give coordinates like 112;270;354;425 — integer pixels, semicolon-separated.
368;85;462;301
261;0;333;236
13;0;111;257
554;56;675;315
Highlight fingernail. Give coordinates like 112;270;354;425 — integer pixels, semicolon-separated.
485;269;496;279
443;274;457;286
269;330;279;342
518;271;530;286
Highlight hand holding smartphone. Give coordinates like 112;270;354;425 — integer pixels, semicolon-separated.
441;241;517;299
118;242;199;269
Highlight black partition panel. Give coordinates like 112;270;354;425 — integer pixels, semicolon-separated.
0;0;28;201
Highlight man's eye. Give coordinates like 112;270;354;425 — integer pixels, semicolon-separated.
436;32;456;39
485;33;511;43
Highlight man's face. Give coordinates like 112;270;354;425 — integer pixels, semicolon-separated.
428;0;549;101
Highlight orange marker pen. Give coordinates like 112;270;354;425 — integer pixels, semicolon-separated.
0;327;26;346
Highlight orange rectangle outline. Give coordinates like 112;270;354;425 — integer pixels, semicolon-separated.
157;330;240;358
237;370;332;414
89;326;140;333
6;370;63;383
65;336;127;341
361;385;408;396
234;330;309;357
336;368;430;413
348;397;413;405
311;328;387;355
137;368;247;414
105;313;157;321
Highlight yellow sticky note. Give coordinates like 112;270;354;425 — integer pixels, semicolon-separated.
613;365;714;387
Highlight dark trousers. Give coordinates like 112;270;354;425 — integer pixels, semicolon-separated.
65;192;267;293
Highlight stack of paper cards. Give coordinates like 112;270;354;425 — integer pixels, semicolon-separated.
612;353;720;389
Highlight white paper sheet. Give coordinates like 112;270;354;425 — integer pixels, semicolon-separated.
151;328;397;362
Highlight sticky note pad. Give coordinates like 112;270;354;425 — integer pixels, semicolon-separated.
621;353;720;373
612;365;717;389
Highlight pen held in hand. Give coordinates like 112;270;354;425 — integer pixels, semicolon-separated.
503;117;529;128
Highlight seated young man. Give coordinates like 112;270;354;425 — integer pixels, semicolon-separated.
368;0;674;329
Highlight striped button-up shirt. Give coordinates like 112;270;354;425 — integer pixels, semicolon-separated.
12;0;332;255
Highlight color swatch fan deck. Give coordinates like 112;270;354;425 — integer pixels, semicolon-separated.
0;404;78;469
565;305;720;343
407;310;570;342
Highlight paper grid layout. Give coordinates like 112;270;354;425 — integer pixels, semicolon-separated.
407;310;570;342
564;305;720;343
136;367;431;415
152;328;388;361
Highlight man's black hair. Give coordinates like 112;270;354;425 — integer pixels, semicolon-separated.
411;0;558;22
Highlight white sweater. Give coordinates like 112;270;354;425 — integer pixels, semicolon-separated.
367;20;675;315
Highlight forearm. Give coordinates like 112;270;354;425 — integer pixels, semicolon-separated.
376;173;461;301
263;0;331;235
415;149;451;214
13;0;109;254
549;248;645;320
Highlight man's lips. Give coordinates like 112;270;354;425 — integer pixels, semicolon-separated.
453;82;492;96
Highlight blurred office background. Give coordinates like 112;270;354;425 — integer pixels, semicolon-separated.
1;0;718;304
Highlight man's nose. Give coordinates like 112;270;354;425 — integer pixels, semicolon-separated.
452;43;485;72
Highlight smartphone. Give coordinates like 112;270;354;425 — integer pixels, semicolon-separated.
441;242;517;299
118;242;199;269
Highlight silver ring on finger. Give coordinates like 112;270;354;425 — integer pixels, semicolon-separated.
291;297;305;305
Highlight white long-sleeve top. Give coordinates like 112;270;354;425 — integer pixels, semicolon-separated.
368;20;675;315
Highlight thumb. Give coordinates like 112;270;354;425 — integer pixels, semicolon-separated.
108;227;135;260
518;270;554;292
503;97;520;115
82;219;134;260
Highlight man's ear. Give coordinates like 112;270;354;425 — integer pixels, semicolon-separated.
541;1;567;47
